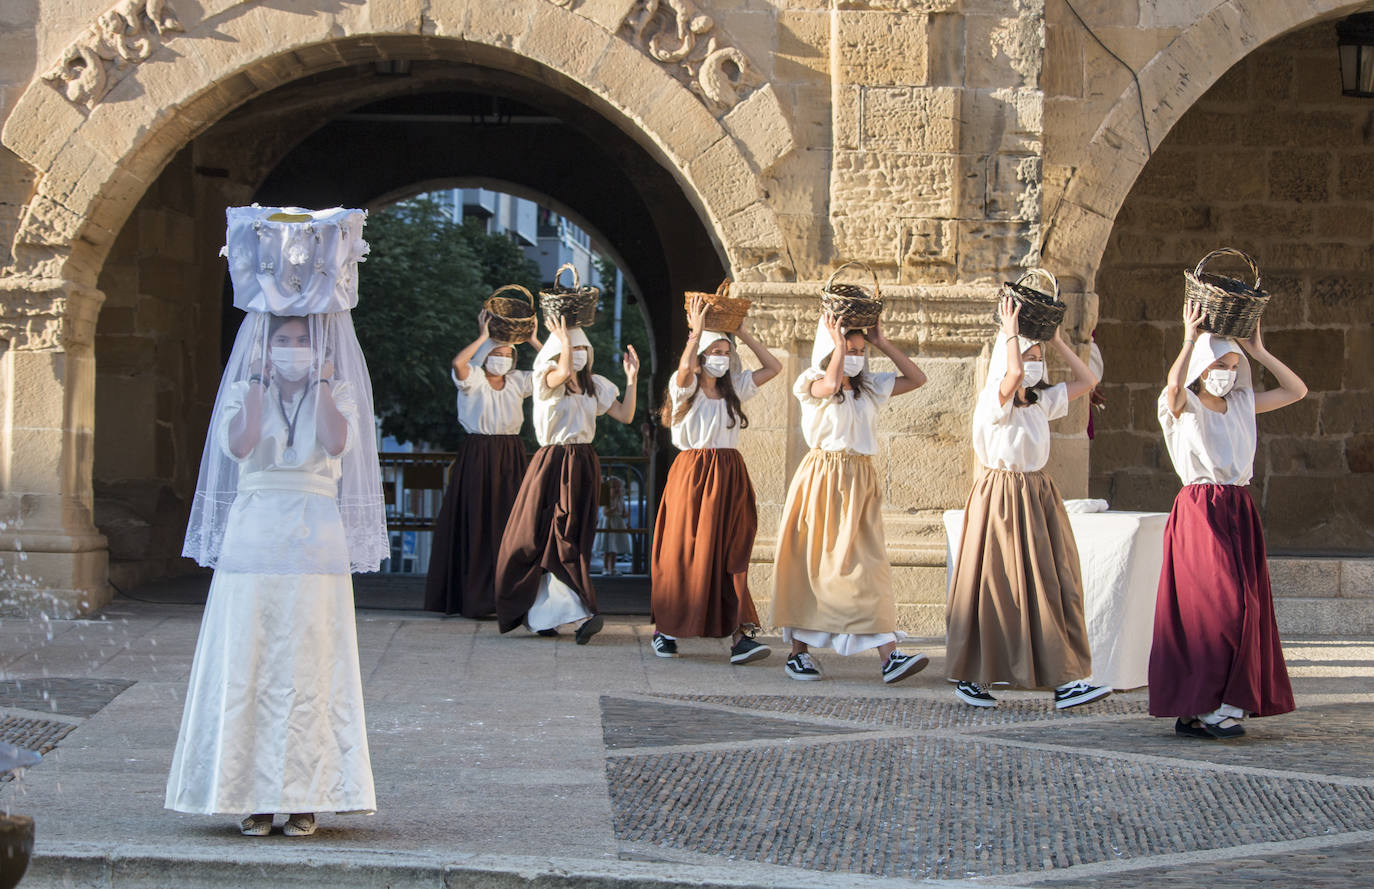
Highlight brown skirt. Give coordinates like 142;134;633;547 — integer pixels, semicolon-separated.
494;443;601;633
945;467;1092;689
424;434;528;618
651;448;760;638
770;450;896;636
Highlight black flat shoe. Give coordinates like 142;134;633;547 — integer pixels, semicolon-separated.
1203;718;1246;739
1175;718;1211;739
536;628;560;637
575;614;604;645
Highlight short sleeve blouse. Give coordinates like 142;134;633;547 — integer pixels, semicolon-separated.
793;368;898;455
452;365;533;435
531;365;619;446
971;382;1068;472
668;371;760;450
1157;386;1256;485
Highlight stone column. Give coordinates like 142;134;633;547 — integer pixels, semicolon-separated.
0;277;110;618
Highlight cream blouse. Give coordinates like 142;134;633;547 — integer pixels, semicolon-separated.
793;368;897;456
669;371;760;450
532;365;619;446
972;383;1068;472
1157;386;1256;486
452;366;533;436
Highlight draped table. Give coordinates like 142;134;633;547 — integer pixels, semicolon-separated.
943;507;1168;690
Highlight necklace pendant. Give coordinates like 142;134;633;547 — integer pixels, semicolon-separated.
282;446;298;464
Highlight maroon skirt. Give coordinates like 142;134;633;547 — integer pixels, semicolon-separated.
1148;484;1295;718
424;434;528;617
494;443;601;633
650;448;760;638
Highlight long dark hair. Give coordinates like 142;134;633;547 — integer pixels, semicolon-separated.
660;367;749;430
1013;379;1051;406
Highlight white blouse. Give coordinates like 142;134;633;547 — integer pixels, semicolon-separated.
972;382;1068;472
1157;386;1256;486
532;366;619;446
452;365;533;436
669;371;760;450
794;368;897;456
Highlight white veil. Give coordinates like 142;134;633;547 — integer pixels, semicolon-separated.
183;205;389;574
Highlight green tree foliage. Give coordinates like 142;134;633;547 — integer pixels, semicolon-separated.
355;195;655;457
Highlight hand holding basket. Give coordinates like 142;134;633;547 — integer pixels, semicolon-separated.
1183;248;1269;339
996;269;1066;342
540;263;600;329
821;261;883;329
483;284;537;343
683;279;750;333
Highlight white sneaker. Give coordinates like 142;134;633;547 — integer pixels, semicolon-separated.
282;813;317;837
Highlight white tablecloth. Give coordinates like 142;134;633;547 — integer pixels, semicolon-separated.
943;508;1168;690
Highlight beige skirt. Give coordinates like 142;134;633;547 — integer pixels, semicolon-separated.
945;466;1092;689
771;450;896;636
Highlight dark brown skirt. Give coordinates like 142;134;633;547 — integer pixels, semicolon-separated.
945;467;1093;689
651;448;759;638
1148;484;1294;718
494;443;601;633
424;434;528;617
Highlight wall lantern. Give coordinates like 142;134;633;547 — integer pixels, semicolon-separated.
1337;13;1374;97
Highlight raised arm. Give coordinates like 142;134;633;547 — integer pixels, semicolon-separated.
606;345;640;424
676;295;707;389
227;345;268;459
865;319;925;396
1243;321;1307;414
314;358;349;457
451;310;493;382
543;315;575;390
735;318;782;386
996;297;1024;407
1165;302;1205;418
1050;329;1099;402
809;313;849;399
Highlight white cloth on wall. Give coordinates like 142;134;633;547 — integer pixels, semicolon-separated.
453;365;533;436
669;371;759;450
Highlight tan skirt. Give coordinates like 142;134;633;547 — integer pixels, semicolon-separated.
945;466;1092;689
771;450;895;636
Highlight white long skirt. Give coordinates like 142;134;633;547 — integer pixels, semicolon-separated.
164;571;376;816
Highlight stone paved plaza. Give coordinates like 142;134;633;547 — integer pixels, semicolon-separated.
0;598;1371;888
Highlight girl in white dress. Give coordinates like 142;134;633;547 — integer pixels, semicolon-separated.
494;315;639;642
771;312;931;684
425;309;540;617
649;294;782;663
945;297;1106;710
169;206;387;837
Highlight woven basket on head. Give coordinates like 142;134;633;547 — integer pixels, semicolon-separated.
1184;248;1269;339
484;284;537;344
540;263;600;329
821;261;883;329
684;279;751;333
997;269;1066;342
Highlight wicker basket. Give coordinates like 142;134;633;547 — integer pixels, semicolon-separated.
821;261;883;328
684;279;751;333
483;284;537;344
1184;248;1269;339
997;269;1066;342
540;263;600;329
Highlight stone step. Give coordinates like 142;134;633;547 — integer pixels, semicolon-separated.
1269;557;1374;636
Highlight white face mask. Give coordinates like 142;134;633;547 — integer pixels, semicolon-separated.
843;355;865;377
571;350;589;372
484;355;513;376
1022;360;1045;388
1203;368;1237;397
702;355;730;378
271;347;313;382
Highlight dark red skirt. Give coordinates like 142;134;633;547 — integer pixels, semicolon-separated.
650;448;760;638
424;434;528;617
1148;484;1295;718
494;443;601;633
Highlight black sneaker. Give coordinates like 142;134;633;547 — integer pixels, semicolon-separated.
955;680;997;707
729;634;771;665
880;650;930;684
536;628;560;637
1054;681;1112;710
574;614;604;645
651;632;679;658
784;652;822;681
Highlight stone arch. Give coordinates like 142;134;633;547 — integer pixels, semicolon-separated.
1042;0;1370;287
1;0;793;293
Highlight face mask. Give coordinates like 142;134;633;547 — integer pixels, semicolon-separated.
1022;361;1045;387
702;355;730;378
843;355;865;377
571;350;589;372
485;355;513;376
271;347;313;382
1203;368;1237;397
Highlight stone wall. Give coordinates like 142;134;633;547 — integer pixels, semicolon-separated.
1090;20;1374;552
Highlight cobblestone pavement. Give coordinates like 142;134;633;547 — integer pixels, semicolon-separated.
0;601;1369;888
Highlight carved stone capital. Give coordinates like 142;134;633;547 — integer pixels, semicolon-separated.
0;277;106;350
41;0;183;108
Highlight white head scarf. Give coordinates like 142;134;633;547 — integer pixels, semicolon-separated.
1185;332;1252;390
810;317;867;374
185;205;388;574
473;339;519;371
534;326;593;373
984;334;1041;392
696;329;743;377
